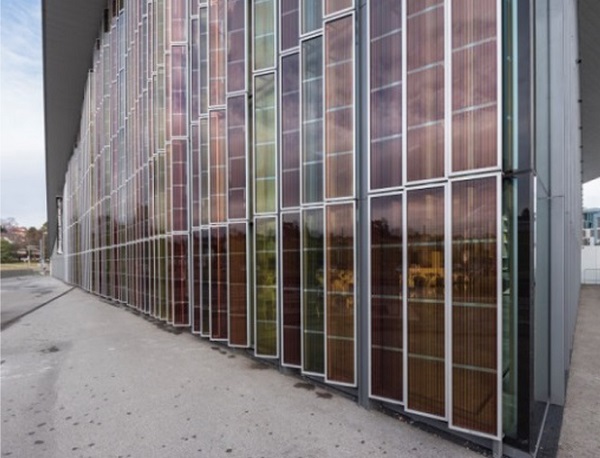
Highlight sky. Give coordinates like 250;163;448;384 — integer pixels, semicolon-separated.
0;0;46;229
0;1;599;230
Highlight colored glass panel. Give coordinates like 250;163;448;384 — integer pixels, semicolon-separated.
303;208;324;374
254;73;277;213
172;234;189;325
227;96;247;219
209;0;226;106
302;0;322;34
210;226;228;339
452;0;498;172
302;37;323;204
370;194;403;402
199;7;208;113
325;16;354;199
192;231;202;333
370;0;402;189
229;223;249;346
282;212;302;366
281;53;301;208
255;217;278;356
254;0;275;70
326;204;355;384
407;187;445;417
201;228;211;335
209;110;227;222
452;177;498;435
171;139;188;232
406;1;445;181
324;0;352;16
280;0;299;51
227;0;246;92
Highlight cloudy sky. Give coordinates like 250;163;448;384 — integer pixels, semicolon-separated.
0;0;599;231
0;0;46;228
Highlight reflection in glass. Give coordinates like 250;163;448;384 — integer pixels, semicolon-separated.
302;0;322;34
326;204;355;384
406;1;444;181
282;212;301;366
255;217;278;356
452;177;498;435
407;187;445;417
254;74;277;213
200;119;209;225
280;0;299;51
209;110;227;222
281;54;300;208
325;16;353;199
452;0;497;172
201;228;211;335
302;37;323;204
229;223;248;346
254;0;275;70
172;234;189;325
370;0;402;190
199;7;208;113
171;139;188;232
227;0;246;92
324;0;352;16
211;226;228;340
370;194;403;402
209;0;226;106
192;231;201;333
303;208;324;374
227;96;247;219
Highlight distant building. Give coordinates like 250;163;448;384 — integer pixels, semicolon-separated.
583;208;600;245
42;1;600;456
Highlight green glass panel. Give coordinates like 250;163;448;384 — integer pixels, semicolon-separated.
303;208;324;374
254;74;277;213
255;217;278;356
254;0;275;70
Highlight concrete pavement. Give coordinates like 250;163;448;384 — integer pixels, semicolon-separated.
1;276;482;458
558;285;600;458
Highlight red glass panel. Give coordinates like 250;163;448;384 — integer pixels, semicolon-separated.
227;0;246;92
227;96;247;219
210;110;227;222
282;213;301;366
209;0;226;106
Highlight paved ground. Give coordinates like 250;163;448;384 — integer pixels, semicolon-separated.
558;285;600;458
1;276;482;458
0;274;72;329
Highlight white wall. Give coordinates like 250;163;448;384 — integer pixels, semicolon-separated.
582;246;600;284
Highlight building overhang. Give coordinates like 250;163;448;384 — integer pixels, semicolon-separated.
42;0;105;249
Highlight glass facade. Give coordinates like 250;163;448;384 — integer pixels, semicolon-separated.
57;0;517;448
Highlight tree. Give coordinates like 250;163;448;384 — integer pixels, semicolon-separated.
0;239;17;263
